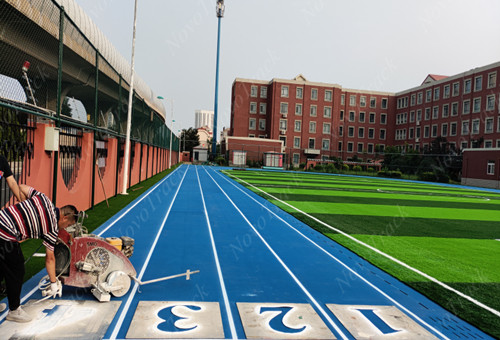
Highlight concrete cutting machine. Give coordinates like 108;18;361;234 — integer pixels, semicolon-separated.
42;212;199;302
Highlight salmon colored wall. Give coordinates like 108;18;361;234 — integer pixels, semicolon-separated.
22;123;174;212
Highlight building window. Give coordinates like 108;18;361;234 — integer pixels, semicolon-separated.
450;122;457;136
488;72;497;89
485;117;494;133
431;124;438;137
464;79;471;94
367;143;374;154
340;110;344;121
410;111;415;123
359;112;365;123
441;123;448;137
485;140;493;148
425;108;431;120
443;84;450;99
295;104;302;115
380;129;386;140
322;139;330;150
309;121;316;133
370;97;376;108
325;90;332;102
296;87;303;99
293;153;300;164
294;120;301;132
487;161;495;175
474;75;482;92
323;123;331;134
472;119;480;134
248;134;255;138
473;98;481;113
339;126;343;137
293;120;302;132
410;94;416;106
379;113;387;125
279;119;287;131
310;105;317;117
486;95;495;111
349;95;357;106
369;112;376;123
250;102;257;114
417;109;422;122
280;102;288;114
281;85;289;97
250;86;258;97
338;141;343;151
381;98;388;109
442;104;449;118
311;88;318;100
341;94;345;105
249;118;256;130
259;103;267;115
432;106;439;119
434;87;440;101
409;127;414;139
348;126;354;137
360;96;366;107
463;100;470;114
416;126;421;138
324;106;332;118
309;138;315;149
498;117;500;132
260;86;267;98
357;143;364;153
424;125;430;138
358;127;365;138
259;119;266;131
368;128;374;139
347;142;353;152
497;139;500;147
452;82;459;96
451;102;458;116
293;137;301;149
349;111;355;122
417;92;423;104
461;141;468;150
425;89;432;102
461;120;469;135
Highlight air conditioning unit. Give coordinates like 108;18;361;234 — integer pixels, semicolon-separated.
280;130;286;135
282;113;287;117
416;121;420;126
415;138;420;142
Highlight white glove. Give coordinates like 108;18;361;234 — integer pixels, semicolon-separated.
42;279;62;298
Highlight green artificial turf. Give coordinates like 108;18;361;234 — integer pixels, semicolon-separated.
224;169;500;338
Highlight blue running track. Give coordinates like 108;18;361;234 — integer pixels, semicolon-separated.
0;165;493;339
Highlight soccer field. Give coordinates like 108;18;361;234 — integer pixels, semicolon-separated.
224;169;500;338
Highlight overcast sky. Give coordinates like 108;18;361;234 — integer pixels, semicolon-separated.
77;0;500;137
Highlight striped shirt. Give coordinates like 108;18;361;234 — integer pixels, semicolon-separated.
0;187;59;251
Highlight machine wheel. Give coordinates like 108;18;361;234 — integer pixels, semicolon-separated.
106;271;131;297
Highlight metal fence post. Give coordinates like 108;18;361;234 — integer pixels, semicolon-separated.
52;6;65;205
91;50;99;208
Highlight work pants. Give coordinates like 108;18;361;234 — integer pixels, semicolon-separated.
0;239;24;311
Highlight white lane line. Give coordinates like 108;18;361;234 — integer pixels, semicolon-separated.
225;170;500;319
98;165;183;236
108;165;189;340
0;166;186;323
195;166;238;339
216;169;450;339
202;167;350;340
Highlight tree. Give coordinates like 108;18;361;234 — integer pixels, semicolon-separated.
180;128;200;154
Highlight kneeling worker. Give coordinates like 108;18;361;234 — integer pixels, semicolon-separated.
0;184;78;322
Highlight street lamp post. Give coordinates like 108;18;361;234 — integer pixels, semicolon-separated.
122;0;139;195
212;0;224;159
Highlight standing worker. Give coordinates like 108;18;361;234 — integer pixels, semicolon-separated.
0;184;78;322
0;154;25;202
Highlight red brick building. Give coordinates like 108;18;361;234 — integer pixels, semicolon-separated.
230;61;500;167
